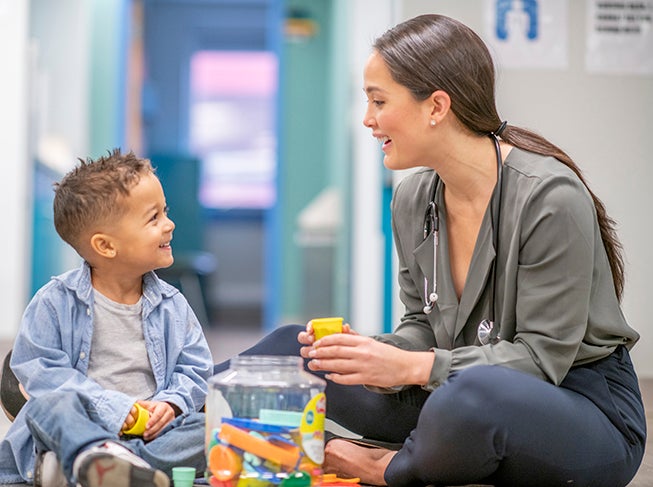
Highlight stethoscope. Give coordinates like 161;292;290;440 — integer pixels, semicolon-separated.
422;130;504;346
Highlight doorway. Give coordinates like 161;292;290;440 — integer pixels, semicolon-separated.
142;0;282;330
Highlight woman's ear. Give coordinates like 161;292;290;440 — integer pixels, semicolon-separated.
428;90;451;123
90;233;117;259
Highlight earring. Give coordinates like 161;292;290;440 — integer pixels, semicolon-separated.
430;119;436;127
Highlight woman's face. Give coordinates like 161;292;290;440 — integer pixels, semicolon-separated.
363;51;433;170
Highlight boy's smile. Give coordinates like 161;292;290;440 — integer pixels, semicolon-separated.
108;172;176;277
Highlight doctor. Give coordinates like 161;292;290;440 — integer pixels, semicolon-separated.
296;13;645;487
209;13;646;487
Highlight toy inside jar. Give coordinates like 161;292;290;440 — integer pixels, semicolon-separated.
206;355;327;487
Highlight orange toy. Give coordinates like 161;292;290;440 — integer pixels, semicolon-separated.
320;473;361;486
209;444;243;481
218;423;301;468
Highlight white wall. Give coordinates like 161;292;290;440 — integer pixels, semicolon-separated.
348;0;398;336
0;0;30;340
0;0;91;341
397;0;653;377
30;0;90;168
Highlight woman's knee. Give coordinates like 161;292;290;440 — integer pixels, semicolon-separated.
239;324;304;356
265;324;305;348
213;324;305;375
398;366;515;470
421;365;513;429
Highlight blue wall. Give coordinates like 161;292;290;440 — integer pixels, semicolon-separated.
279;0;333;319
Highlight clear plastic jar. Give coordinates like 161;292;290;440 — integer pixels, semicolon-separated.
206;355;327;487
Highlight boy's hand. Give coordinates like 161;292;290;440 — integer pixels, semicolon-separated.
120;400;177;441
139;400;176;441
120;404;142;433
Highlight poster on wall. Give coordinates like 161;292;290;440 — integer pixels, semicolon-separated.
586;0;653;75
483;0;569;69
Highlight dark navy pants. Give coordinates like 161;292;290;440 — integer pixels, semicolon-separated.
215;325;646;487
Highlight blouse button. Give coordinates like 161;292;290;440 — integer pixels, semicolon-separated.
80;352;87;360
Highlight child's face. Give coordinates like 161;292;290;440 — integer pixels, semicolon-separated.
110;172;175;274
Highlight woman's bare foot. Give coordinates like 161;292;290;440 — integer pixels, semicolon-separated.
323;439;396;486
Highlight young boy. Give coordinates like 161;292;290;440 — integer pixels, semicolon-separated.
0;150;213;487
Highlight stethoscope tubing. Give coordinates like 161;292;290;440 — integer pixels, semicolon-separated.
421;133;503;345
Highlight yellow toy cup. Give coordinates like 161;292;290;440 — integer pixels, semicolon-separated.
311;317;343;341
122;403;149;436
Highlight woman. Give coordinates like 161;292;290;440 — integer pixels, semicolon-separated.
217;14;646;487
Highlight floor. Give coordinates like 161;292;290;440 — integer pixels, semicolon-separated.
1;325;652;486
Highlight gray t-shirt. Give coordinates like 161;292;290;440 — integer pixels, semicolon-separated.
86;290;157;400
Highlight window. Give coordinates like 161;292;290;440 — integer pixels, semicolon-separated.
189;50;278;209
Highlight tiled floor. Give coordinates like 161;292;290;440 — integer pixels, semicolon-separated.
1;326;652;486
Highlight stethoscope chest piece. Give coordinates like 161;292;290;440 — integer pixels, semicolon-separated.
477;319;500;345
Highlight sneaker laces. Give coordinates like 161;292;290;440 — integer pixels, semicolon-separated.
73;441;151;477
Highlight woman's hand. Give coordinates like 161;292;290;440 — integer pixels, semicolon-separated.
298;320;356;357
303;332;435;388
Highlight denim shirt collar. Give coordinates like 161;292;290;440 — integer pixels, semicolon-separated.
55;261;179;312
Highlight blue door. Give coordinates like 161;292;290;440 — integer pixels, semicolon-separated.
142;0;283;330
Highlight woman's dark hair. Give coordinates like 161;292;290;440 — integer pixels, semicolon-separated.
373;14;625;300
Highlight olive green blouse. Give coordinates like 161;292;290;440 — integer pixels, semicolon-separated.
375;148;639;391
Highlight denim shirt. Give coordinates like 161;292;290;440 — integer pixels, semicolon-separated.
0;262;213;482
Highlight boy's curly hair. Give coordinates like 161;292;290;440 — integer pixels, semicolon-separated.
53;148;154;252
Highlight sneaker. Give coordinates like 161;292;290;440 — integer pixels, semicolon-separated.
34;450;67;487
73;441;170;487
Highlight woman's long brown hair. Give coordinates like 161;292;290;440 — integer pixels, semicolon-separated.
373;14;625;300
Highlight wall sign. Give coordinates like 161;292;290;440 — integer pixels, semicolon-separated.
586;0;653;75
484;0;569;69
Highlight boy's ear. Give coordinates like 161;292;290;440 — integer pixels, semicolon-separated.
90;233;117;258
